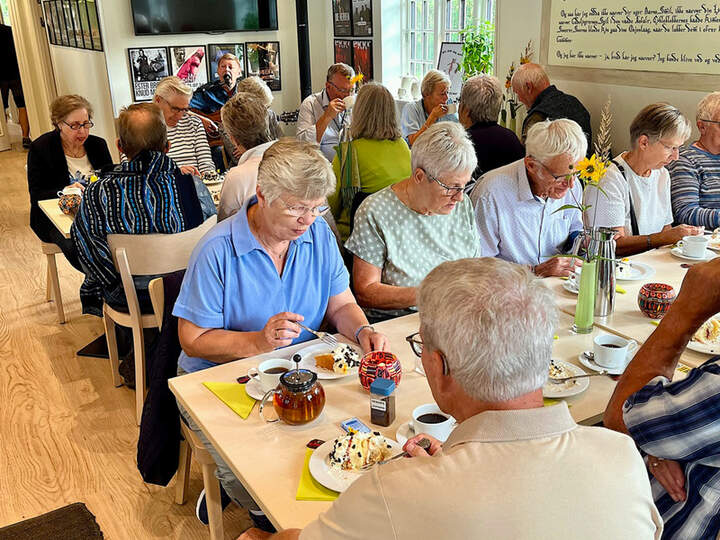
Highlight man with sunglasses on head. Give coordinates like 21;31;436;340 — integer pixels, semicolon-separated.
471;118;586;278
239;258;661;540
296;63;355;161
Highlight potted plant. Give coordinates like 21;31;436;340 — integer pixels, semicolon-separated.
460;21;495;78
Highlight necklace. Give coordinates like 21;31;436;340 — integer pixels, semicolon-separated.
63;143;86;159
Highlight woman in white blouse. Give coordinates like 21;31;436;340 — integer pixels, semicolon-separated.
584;103;702;256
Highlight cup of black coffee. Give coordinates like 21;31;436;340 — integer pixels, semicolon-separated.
411;404;455;441
592;334;638;371
248;358;294;392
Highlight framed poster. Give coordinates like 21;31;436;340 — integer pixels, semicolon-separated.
334;39;352;66
246;41;281;91
85;0;102;50
437;42;463;102
42;0;102;50
42;1;59;45
169;46;208;92
207;43;245;81
351;0;372;37
128;47;170;101
332;0;352;36
352;39;373;80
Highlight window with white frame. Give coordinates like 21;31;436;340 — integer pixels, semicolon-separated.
402;0;494;80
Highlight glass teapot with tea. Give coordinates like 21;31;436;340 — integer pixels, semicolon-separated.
259;354;325;425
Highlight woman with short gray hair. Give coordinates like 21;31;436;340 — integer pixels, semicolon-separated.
585;103;700;256
346;122;481;322
472;118;586;278
459;74;524;176
175;137;388;523
132;76;215;176
401;69;459;146
669;91;720;228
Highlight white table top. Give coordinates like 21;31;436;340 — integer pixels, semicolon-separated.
38;198;73;239
546;246;712;368
169;311;667;530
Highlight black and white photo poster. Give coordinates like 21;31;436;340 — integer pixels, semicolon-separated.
128;47;169;101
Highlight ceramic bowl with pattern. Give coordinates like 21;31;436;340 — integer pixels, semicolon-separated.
638;283;675;319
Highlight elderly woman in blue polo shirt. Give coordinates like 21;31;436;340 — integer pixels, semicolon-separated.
401;69;459;147
173;138;387;528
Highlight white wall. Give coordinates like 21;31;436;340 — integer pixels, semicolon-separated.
496;0;707;152
47;46;118;160
98;0;323;129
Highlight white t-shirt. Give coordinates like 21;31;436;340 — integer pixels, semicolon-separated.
584;153;673;235
65;154;94;180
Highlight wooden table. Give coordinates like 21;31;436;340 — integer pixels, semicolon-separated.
169;311;647;530
546;246;711;368
39;198;73;239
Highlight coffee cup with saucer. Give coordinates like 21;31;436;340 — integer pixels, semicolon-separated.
246;358;294;399
579;334;638;375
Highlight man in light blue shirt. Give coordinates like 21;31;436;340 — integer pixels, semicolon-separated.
401;69;459;146
471;118;587;277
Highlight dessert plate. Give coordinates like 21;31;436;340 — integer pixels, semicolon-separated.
309;437;402;492
543;360;590;398
295;342;361;380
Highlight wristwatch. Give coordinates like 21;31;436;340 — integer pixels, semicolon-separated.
354;325;375;341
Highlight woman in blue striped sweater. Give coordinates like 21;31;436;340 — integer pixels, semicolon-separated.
669;91;720;228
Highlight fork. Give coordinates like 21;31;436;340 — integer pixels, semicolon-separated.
360;438;432;470
297;322;339;348
548;371;607;384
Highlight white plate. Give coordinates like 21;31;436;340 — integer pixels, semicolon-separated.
563;279;579;295
670;247;716;261
295;342;361;380
578;352;631;376
543;360;590;398
570;261;655;282
309;437;402;492
244;378;268;401
686;341;720;355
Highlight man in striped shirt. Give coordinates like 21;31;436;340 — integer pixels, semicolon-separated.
604;258;720;539
669;91;720;228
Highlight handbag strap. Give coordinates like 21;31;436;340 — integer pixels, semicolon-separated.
611;158;640;236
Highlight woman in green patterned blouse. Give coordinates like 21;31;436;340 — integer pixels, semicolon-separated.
345;122;481;322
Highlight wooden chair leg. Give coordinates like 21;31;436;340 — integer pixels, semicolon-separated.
201;462;224;540
132;326;146;426
103;306;122;388
175;438;191;505
46;253;65;324
45;262;52;301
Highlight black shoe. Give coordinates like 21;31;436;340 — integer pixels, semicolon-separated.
249;510;276;533
118;356;135;389
22;137;31;149
195;486;233;525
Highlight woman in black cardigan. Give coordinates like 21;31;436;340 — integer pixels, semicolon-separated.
27;94;113;270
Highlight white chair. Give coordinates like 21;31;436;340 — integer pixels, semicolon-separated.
105;215;217;424
41;242;65;324
148;277;224;540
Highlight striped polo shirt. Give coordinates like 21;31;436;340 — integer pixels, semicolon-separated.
668;144;720;228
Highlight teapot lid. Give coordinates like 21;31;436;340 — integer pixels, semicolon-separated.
280;368;317;392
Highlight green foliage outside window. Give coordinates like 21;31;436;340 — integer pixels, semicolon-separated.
460;21;494;77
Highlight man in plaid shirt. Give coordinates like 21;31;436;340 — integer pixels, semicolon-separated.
605;258;720;539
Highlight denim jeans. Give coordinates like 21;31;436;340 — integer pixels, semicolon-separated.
176;365;260;511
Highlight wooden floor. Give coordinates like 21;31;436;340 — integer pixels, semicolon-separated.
0;148;251;539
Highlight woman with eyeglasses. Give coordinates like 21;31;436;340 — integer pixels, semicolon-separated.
584;103;700;256
470;118;585;278
346;122;481;323
120;76;215;177
27;94;112;270
669;91;720;228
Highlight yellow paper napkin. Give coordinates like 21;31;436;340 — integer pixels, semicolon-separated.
296;448;339;501
616;286;626;294
203;382;256;419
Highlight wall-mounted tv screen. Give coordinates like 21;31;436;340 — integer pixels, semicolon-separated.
131;0;278;35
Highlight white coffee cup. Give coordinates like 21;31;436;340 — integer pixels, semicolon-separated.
444;102;457;115
397;87;408;100
411;404;455;442
343;94;356;109
593;334;638;370
248;358;294;392
57;186;83;197
677;235;709;258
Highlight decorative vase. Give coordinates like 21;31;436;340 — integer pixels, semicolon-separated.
638;283;676;319
573;259;597;334
358;351;402;391
589;227;617;317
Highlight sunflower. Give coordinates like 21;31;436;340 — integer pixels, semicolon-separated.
576;154;608;186
349;73;364;86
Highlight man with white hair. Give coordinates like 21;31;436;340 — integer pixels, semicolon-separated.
471;118;585;277
669;91;720;227
511;63;591;149
458;74;524;177
239;258;662;540
296;63;355;161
